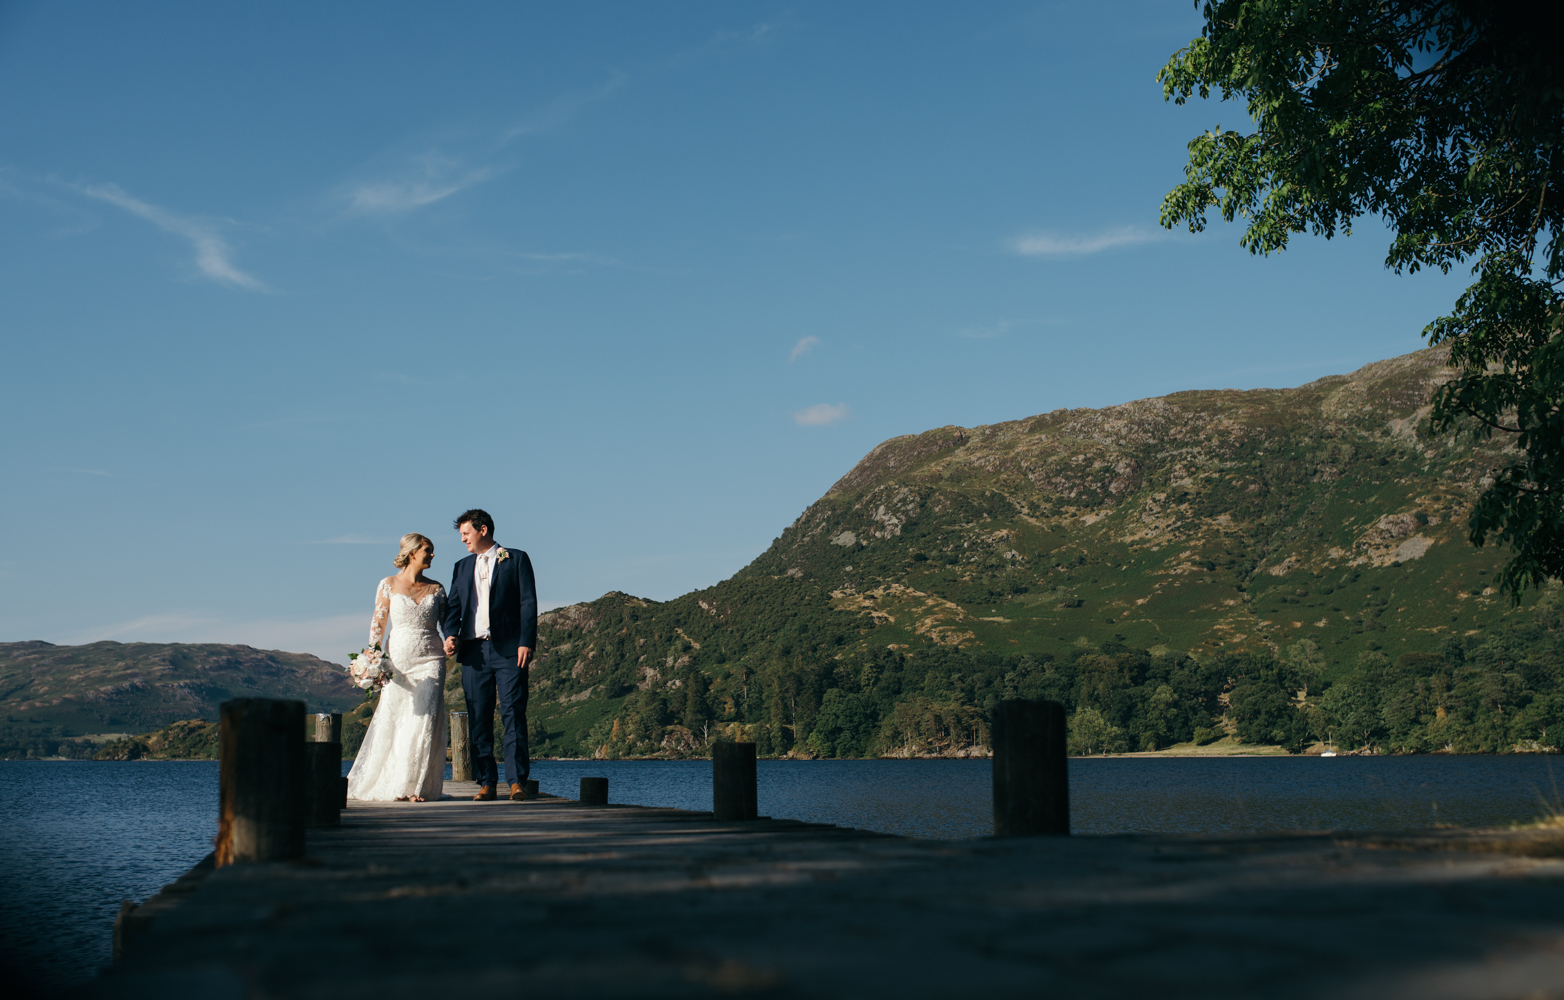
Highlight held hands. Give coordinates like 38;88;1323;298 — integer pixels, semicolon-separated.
440;636;530;667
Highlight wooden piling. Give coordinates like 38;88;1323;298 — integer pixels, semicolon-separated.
217;698;306;865
302;742;342;827
449;711;471;781
313;713;342;744
307;711;346;817
579;776;608;805
112;900;138;961
991;699;1069;837
712;742;758;820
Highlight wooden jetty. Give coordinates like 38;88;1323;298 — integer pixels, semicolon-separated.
99;783;1564;998
90;700;1564;998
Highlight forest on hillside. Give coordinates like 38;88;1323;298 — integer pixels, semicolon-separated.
34;586;1560;762
527;579;1564;760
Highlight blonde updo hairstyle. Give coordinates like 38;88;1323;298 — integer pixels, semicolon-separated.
393;532;433;569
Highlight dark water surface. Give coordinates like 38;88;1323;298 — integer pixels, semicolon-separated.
526;755;1564;839
3;755;1561;991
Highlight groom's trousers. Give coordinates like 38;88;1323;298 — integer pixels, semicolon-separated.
462;640;529;789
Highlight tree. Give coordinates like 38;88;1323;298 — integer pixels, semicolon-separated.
527;715;549;754
1283;639;1327;698
1160;1;1564;598
1319;673;1386;751
807;689;876;758
1228;666;1311;750
1140;683;1180;750
681;673;711;732
1067;706;1126;756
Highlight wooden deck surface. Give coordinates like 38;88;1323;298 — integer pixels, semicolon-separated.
90;780;1564;999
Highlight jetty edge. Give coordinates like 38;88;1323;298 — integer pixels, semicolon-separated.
87;698;1564;998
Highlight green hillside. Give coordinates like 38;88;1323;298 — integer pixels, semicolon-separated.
524;347;1563;758
0;640;360;759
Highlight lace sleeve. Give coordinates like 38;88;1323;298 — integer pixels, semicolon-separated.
369;578;390;649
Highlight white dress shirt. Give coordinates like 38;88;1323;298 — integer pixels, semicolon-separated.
472;544;498;640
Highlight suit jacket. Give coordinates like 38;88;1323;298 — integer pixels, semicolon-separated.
442;544;538;662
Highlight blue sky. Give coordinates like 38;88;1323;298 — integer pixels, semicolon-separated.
0;1;1469;663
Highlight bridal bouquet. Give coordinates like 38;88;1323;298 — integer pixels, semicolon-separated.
348;644;391;690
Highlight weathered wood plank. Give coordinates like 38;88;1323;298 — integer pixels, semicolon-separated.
93;780;1564;999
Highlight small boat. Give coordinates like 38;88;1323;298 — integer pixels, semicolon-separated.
1319;733;1336;757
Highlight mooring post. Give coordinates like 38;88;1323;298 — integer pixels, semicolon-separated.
991;698;1069;837
579;776;608;805
525;779;539;797
313;713;342;744
304;713;343;827
712;742;758;820
302;742;342;827
450;710;471;781
217;698;306;864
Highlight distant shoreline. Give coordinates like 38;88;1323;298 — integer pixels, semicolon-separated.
10;736;1556;764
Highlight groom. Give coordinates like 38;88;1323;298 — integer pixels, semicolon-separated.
442;508;539;802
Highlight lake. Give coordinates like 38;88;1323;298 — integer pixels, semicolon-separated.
2;755;1561;994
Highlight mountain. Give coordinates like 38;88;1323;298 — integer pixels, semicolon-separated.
525;346;1564;758
0;641;360;755
740;344;1510;655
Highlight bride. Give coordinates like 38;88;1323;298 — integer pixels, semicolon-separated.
347;533;448;802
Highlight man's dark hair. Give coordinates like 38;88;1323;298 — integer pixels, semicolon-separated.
454;509;495;536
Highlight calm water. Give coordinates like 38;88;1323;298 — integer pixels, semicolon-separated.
2;755;1561;992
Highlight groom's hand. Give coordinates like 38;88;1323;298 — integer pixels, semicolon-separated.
517;646;533;669
443;636;456;657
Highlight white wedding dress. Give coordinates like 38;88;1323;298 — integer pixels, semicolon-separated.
347;578;448;801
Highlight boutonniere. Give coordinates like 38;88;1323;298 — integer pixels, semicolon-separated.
495;547;510;562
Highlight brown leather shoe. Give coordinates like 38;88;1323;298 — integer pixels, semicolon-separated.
509;782;530;801
472;785;496;801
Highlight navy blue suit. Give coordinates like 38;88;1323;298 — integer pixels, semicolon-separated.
442;544;538;788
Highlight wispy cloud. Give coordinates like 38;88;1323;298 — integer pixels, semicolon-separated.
789;336;820;362
74;182;269;290
0;169;101;238
500;75;626;141
343;77;623;218
1010;225;1168;258
793;402;849;427
346;158;499;216
338;25;783;240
